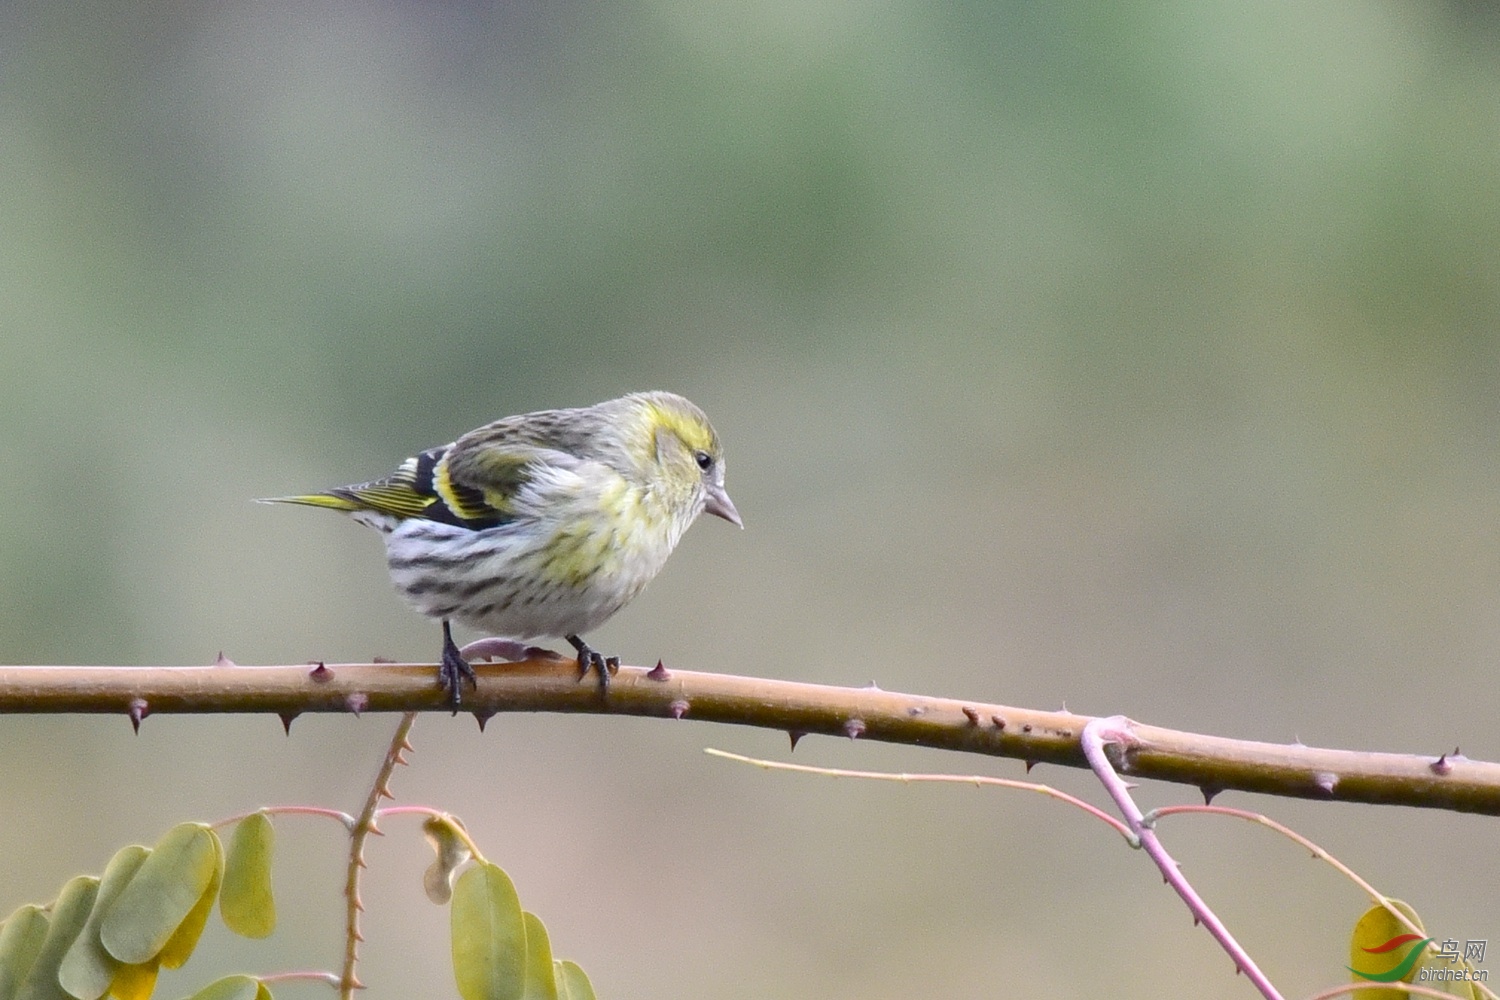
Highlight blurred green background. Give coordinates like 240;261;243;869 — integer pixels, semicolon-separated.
3;2;1498;997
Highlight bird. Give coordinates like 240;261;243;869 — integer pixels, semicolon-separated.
261;391;741;707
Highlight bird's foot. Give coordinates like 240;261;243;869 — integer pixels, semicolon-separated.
566;635;619;693
440;621;477;712
460;636;566;663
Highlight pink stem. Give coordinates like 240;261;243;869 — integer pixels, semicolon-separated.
1082;716;1284;1000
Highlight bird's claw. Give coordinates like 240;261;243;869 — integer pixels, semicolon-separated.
440;621;478;713
566;635;617;694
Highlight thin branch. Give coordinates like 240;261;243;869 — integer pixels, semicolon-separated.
1;661;1497;814
704;747;1135;840
213;806;356;832
1303;984;1477;1000
1083;716;1283;1000
713;747;1498;1000
258;971;344;989
1149;804;1499;1000
341;712;417;998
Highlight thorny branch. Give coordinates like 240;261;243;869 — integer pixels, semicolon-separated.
0;659;1496;815
341;712;417;997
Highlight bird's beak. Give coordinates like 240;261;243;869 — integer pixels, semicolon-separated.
704;484;743;528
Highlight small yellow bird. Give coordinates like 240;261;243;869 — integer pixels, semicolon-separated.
262;391;740;705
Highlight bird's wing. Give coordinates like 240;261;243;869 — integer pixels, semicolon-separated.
265;442;555;530
443;423;595;523
265;410;602;529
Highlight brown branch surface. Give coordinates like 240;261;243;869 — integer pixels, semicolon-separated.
1;660;1496;815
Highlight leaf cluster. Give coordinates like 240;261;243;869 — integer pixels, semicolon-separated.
0;813;597;1000
0;821;260;1000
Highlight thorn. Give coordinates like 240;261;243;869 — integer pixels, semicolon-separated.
345;692;369;716
1021;723;1033;733
473;710;495;733
1024;760;1037;773
990;715;1006;730
1431;753;1453;775
843;718;866;740
128;698;149;734
863;680;881;690
372;655;395;664
352;930;365;943
1059;700;1069;713
1289;734;1305;748
400;738;415;752
1313;772;1338;796
368;820;384;834
907;705;926;716
669;699;689;719
1193;916;1201;927
309;662;333;683
788;730;806;751
1201;785;1222;805
279;712;299;735
646;659;671;681
213;651;236;668
392;752;408;766
962;706;981;725
347;976;365;990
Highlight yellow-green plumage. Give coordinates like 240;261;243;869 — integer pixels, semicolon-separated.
262;391;741;703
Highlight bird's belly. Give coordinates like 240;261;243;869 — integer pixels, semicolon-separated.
380;517;667;640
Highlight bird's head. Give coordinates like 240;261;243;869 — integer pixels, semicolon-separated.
623;391;742;529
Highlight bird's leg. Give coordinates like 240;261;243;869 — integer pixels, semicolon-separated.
566;634;619;693
439;620;477;710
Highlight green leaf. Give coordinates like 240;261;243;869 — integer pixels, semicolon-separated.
158;831;223;970
0;907;51;1000
59;845;151;1000
553;962;595;1000
101;825;221;966
1348;900;1427;999
519;914;556;1000
176;974;262;1000
107;960;158;1000
220;814;276;939
451;863;525;1000
253;982;272;1000
15;875;99;1000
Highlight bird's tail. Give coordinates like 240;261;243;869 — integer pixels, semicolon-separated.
256;492;366;512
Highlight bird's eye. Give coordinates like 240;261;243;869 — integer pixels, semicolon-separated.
694;450;714;470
